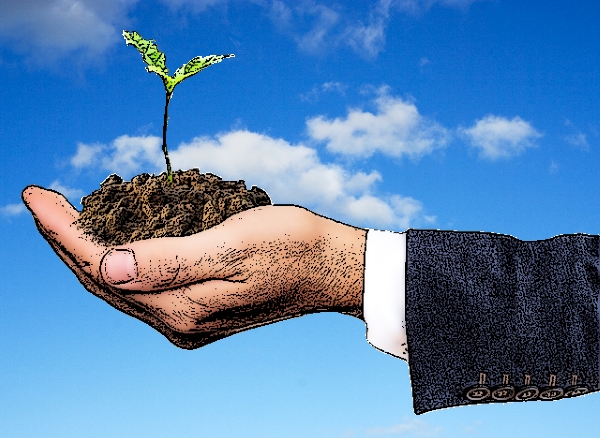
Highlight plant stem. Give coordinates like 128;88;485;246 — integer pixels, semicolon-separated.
163;91;173;183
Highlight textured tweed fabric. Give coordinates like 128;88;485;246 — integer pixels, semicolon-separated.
405;230;600;415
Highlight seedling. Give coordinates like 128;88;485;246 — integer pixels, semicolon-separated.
123;30;234;183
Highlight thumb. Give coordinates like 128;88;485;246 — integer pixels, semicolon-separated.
98;234;216;292
101;249;138;285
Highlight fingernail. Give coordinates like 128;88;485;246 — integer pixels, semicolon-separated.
102;249;137;285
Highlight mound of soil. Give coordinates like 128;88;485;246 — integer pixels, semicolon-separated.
76;168;272;246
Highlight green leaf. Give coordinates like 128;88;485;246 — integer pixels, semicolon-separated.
122;30;170;83
123;31;235;94
165;54;235;93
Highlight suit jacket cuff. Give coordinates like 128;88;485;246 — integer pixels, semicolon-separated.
405;229;600;415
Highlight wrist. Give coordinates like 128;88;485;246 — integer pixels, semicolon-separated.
263;206;366;321
304;216;366;320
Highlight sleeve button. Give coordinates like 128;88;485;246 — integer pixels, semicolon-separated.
491;385;515;401
514;386;539;401
564;386;589;398
490;374;515;401
463;373;491;402
538;374;563;400
465;386;491;401
539;387;564;400
564;376;588;398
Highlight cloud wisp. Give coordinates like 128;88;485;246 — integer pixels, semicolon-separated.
1;203;26;217
1;180;84;218
264;0;393;58
460;115;543;160
395;0;481;15
341;0;391;58
264;0;480;58
366;418;443;436
48;180;86;203
565;132;589;150
157;0;228;13
564;119;590;151
300;81;348;102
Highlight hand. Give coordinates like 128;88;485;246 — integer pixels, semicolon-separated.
22;185;366;349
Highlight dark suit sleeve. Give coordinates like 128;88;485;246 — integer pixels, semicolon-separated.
404;229;600;415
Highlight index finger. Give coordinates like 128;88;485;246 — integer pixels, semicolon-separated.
22;185;109;280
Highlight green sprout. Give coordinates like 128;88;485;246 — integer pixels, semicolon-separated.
123;30;234;183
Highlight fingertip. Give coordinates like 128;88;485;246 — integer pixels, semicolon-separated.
22;185;81;239
23;186;77;213
21;185;46;207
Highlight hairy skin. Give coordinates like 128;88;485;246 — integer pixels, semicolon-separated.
22;185;366;349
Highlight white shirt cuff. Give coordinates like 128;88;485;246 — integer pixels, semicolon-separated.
363;229;408;361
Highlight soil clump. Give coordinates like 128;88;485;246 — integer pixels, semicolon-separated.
76;168;271;246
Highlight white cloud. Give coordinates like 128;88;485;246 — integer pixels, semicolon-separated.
101;135;165;173
73;135;165;176
1;203;26;217
366;418;442;436
71;142;105;168
69;129;434;229
343;193;432;229
460;115;543;160
306;87;449;158
0;0;137;65
169;130;429;228
48;180;85;203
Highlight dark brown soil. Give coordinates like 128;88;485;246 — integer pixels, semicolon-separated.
76;168;271;246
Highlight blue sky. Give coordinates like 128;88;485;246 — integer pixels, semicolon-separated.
1;0;600;436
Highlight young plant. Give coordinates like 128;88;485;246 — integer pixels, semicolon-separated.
123;30;234;183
